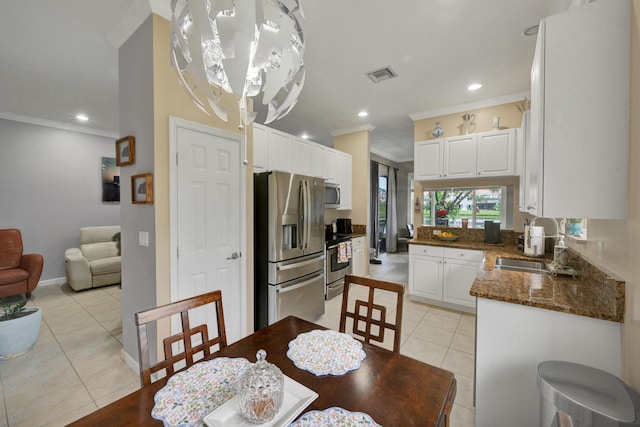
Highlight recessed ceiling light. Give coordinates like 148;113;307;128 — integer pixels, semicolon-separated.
301;133;309;139
468;83;482;91
522;24;539;37
358;111;368;117
76;114;89;121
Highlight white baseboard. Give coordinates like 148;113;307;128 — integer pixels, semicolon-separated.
121;348;140;376
38;277;67;287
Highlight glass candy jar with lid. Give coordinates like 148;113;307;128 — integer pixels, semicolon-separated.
237;350;284;424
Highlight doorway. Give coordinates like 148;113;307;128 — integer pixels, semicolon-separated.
169;117;247;344
378;164;389;254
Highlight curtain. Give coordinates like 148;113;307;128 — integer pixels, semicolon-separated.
387;168;398;253
370;160;379;258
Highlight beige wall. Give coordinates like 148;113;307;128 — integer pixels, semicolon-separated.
152;15;254;336
412;101;525;230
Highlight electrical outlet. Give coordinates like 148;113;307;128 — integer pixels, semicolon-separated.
433;230;441;236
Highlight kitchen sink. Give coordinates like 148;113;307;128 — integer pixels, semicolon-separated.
494;257;550;274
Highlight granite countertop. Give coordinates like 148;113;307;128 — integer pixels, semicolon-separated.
409;239;624;323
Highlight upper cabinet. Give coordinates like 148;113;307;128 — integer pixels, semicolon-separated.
415;128;516;182
525;0;630;219
253;125;352;210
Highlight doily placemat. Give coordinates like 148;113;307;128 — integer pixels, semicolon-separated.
286;329;366;376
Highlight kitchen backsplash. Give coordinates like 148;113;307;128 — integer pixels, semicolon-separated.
416;226;519;246
352;224;366;234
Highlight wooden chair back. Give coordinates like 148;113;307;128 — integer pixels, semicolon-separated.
135;290;227;386
339;275;405;353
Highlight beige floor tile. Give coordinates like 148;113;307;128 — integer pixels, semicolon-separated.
6;379;93;426
81;361;139;401
62;331;121;361
400;336;448;367
2;360;80;395
442;348;475;378
457;315;476;337
450;403;476;427
100;317;123;337
95;380;140;408
411;324;455;347
0;339;70;382
450;332;475;354
71;339;127;379
90;306;122;324
429;306;464;321
0;381;7;427
421;311;461;332
43;402;98;427
454;374;475;409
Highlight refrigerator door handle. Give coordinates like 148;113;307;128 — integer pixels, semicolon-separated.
276;255;326;271
298;181;305;249
304;180;311;249
277;275;322;294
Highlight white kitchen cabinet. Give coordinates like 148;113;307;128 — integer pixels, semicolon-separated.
336;151;352;210
311;144;326;179
517;112;529;212
253;124;269;173
291;137;311;176
476;298;622;427
268;130;292;173
351;236;366;276
526;0;629;219
414;139;443;180
443;135;476;179
325;148;339;182
477;129;515;177
415;129;516;182
409;245;482;312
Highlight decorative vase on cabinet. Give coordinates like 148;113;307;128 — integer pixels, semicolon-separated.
432;122;444;139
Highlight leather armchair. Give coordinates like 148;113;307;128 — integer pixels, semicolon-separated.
0;229;44;298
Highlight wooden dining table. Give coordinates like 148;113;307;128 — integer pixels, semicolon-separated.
68;316;456;426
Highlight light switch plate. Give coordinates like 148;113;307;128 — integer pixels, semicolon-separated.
139;231;149;247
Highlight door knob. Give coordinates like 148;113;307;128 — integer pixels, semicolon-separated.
226;252;240;260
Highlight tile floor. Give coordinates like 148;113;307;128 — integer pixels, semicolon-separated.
0;252;476;426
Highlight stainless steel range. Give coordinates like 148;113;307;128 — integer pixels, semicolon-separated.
324;235;352;300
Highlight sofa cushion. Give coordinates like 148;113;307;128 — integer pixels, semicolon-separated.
0;268;29;286
89;256;121;276
81;242;120;262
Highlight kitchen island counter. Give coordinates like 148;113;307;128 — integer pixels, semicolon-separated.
409;238;625;323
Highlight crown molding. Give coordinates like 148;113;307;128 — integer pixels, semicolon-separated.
329;124;375;137
369;146;413;164
0;111;119;139
105;0;172;49
408;91;530;122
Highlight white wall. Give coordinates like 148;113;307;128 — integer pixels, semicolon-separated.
0;118;120;279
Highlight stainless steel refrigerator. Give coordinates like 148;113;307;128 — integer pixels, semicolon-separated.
254;171;325;330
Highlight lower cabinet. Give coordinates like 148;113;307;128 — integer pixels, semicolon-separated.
408;244;483;313
351;236;366;277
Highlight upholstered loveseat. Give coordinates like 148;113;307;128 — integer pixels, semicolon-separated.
65;226;121;291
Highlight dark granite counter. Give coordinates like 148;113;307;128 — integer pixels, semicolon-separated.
408;239;625;323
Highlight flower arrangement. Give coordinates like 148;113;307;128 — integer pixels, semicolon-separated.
436;209;448;218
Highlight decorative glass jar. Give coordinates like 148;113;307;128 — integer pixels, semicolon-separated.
237;350;284;424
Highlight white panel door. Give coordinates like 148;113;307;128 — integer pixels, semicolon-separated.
444;135;476;179
176;126;242;344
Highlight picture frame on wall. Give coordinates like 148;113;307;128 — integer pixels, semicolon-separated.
131;173;153;204
101;157;120;203
116;136;135;166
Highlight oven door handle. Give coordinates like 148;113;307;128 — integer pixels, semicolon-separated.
277;275;321;294
277;256;325;271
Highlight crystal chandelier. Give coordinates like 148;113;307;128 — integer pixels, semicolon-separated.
170;0;306;127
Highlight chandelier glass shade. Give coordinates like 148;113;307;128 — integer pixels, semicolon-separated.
170;0;306;126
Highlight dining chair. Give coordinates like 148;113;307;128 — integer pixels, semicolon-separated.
135;290;228;386
339;274;405;353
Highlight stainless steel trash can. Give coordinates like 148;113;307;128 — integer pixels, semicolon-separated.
538;361;640;427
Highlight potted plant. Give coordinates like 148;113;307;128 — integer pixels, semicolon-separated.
435;209;449;226
0;294;42;359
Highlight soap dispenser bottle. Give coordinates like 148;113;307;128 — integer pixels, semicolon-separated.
553;236;568;267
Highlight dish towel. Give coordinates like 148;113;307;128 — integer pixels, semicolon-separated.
337;241;352;263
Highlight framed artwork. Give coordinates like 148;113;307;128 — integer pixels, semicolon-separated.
101;157;120;203
116;136;135;166
131;173;153;204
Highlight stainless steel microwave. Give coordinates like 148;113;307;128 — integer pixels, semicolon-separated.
324;182;341;208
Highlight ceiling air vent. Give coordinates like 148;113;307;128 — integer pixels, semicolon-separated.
366;66;397;84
